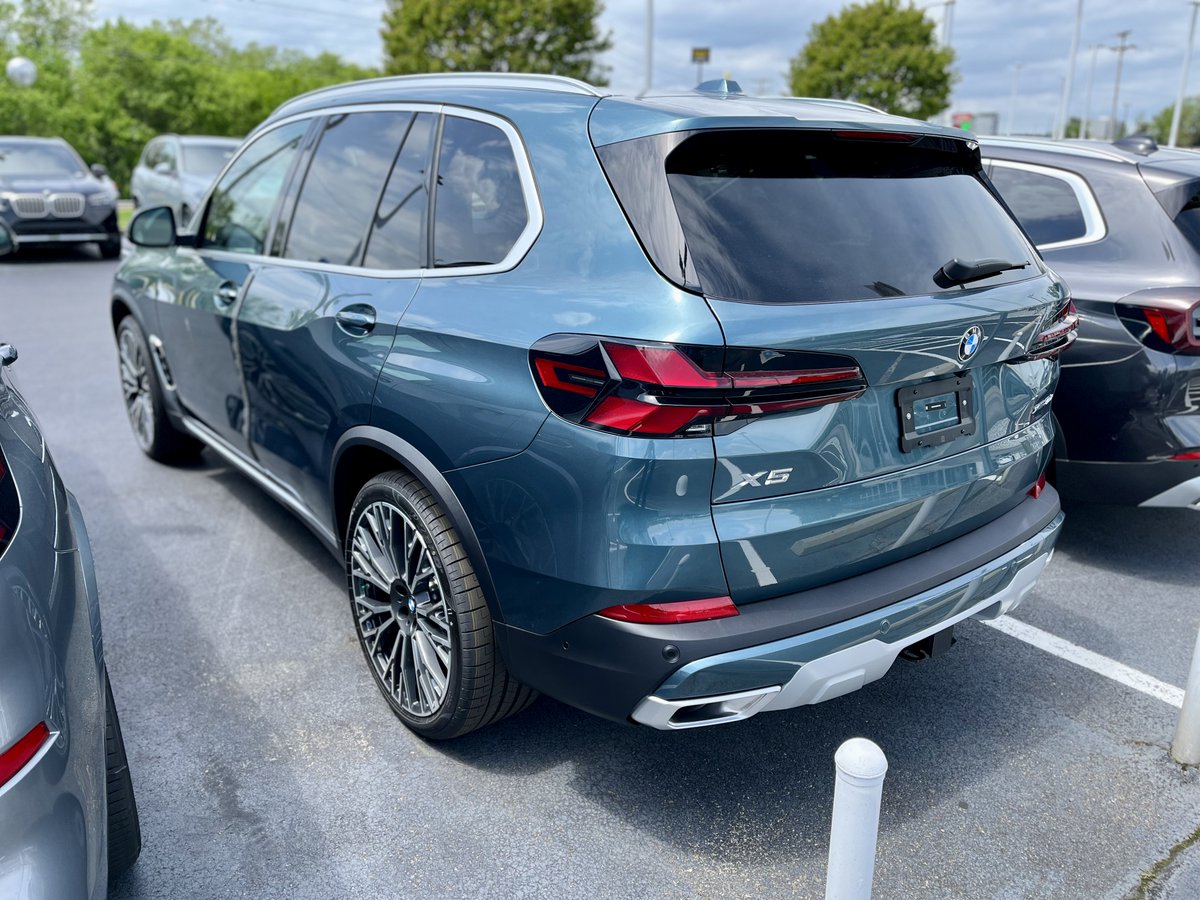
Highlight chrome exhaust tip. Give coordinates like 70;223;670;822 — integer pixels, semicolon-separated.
631;685;781;730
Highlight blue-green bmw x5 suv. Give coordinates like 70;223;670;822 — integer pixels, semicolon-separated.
111;74;1074;738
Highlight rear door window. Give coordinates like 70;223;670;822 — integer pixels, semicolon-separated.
432;116;528;268
202;121;308;255
988;162;1093;247
284;111;413;267
599;129;1037;304
364;112;435;270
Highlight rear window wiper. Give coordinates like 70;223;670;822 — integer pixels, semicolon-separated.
934;257;1029;288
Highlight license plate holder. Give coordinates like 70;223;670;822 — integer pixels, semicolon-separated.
897;373;976;452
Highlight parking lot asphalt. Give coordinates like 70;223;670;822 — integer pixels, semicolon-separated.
3;247;1199;899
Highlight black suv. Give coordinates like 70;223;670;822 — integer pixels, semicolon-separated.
0;136;121;258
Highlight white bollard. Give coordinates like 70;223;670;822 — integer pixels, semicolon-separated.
825;738;888;900
1171;627;1200;766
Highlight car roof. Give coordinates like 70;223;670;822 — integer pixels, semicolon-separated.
980;134;1200;184
266;73;968;147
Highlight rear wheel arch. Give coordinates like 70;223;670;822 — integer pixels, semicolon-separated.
331;426;505;625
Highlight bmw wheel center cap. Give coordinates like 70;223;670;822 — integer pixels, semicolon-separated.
959;325;983;362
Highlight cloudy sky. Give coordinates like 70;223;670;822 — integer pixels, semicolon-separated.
90;0;1195;135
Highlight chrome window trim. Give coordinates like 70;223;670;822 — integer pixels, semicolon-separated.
987;158;1107;251
192;102;545;280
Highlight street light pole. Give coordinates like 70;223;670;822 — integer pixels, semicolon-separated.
1082;43;1104;139
638;0;653;98
1109;30;1134;140
1055;0;1085;140
1007;63;1023;136
1169;1;1200;147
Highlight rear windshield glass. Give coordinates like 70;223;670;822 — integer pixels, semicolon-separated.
608;129;1036;304
1170;182;1200;253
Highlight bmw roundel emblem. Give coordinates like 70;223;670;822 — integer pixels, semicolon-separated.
958;325;983;362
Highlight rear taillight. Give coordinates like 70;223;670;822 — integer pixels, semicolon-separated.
530;335;867;438
1028;299;1078;359
597;595;739;624
1173;450;1200;460
1115;290;1200;355
0;722;50;787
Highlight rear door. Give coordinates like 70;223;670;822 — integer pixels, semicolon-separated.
598;127;1068;600
236;109;432;516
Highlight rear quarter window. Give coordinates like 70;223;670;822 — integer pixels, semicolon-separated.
987;162;1092;247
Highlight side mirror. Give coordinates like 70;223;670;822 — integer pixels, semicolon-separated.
0;344;17;367
90;163;109;179
153;161;173;176
128;206;177;248
0;222;15;258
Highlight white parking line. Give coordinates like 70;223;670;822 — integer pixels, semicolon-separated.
982;615;1185;708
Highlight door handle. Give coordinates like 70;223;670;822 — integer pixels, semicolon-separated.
335;305;376;336
214;281;239;307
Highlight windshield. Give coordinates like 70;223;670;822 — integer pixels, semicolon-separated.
598;128;1038;303
0;142;85;178
182;143;238;177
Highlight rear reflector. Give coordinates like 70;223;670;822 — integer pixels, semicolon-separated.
1028;473;1047;499
598;596;739;624
0;722;50;787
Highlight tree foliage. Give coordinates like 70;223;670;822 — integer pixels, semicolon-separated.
0;3;373;188
788;0;954;120
381;0;612;84
1142;98;1200;148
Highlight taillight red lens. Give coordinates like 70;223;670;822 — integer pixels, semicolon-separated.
1028;473;1047;499
1115;290;1200;355
1173;450;1200;460
0;722;50;786
1028;299;1078;359
531;336;867;438
597;595;739;624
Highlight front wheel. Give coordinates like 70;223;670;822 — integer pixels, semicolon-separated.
116;316;202;463
98;235;121;259
346;471;535;739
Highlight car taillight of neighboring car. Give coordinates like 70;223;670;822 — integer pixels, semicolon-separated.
530;335;867;437
1115;289;1200;356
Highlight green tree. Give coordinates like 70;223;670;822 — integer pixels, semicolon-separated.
1142;98;1200;148
381;0;612;84
788;0;954;120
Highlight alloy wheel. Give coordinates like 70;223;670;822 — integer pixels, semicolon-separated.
349;500;453;718
118;329;154;451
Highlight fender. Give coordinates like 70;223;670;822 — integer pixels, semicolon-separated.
331;426;505;624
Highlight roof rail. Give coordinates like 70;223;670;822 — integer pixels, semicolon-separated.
277;72;606;112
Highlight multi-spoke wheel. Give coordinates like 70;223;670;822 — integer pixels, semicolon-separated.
347;471;537;739
115;316;202;463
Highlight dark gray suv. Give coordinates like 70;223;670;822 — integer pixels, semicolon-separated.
983;135;1200;508
114;74;1070;738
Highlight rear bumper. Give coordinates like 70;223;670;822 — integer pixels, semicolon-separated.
633;508;1062;728
497;488;1062;724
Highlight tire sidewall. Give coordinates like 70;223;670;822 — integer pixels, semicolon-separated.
345;476;467;739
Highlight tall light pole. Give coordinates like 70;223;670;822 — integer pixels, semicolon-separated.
1169;1;1200;147
638;0;653;98
1007;63;1023;136
1082;43;1105;139
1055;0;1085;140
1109;30;1134;140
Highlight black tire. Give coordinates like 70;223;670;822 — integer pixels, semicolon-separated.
116;315;203;463
104;671;142;879
346;471;536;740
99;235;121;259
